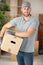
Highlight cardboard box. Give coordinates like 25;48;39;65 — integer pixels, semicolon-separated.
1;30;23;55
10;54;17;61
34;41;39;56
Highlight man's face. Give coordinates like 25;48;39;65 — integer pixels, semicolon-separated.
21;7;31;17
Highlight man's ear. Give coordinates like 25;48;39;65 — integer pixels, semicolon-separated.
29;8;31;12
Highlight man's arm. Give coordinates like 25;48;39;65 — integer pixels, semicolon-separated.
0;22;12;37
15;19;39;38
15;27;36;37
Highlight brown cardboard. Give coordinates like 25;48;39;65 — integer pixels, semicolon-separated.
10;54;17;61
1;31;23;55
39;14;43;24
34;41;39;56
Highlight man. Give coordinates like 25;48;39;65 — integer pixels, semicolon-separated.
0;1;39;65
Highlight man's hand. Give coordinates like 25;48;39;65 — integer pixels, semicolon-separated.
15;27;36;37
0;31;3;37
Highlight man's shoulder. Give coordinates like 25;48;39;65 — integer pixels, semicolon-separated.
30;16;37;21
31;16;39;24
30;16;39;28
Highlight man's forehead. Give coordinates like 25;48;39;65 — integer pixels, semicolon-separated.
21;6;30;9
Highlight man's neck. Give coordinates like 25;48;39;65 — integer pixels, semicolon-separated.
23;15;31;21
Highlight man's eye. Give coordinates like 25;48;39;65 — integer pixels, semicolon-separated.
24;8;29;10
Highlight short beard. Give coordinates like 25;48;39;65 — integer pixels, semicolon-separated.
22;13;31;17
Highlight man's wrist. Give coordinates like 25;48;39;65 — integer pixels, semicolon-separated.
0;35;3;38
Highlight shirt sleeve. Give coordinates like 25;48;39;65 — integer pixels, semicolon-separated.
29;19;39;30
10;18;17;27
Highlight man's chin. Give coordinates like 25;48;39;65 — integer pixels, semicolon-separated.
23;14;29;17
